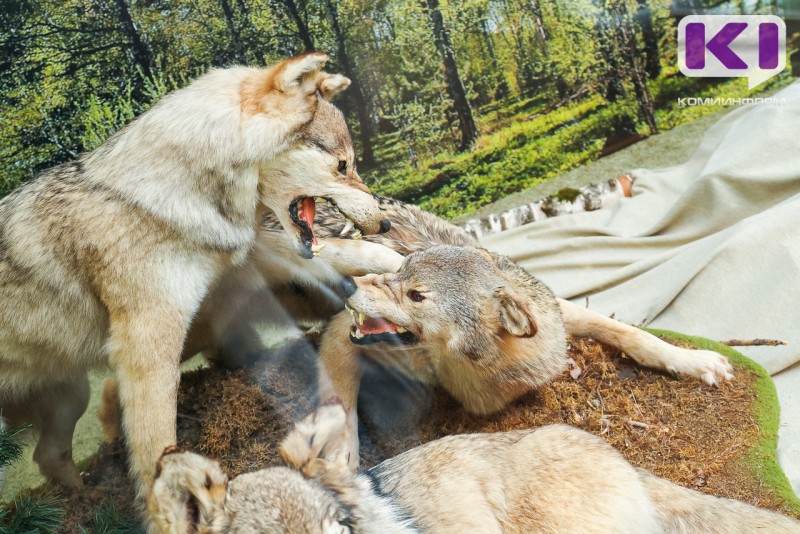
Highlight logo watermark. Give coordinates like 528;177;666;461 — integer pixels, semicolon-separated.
677;96;786;107
678;15;786;89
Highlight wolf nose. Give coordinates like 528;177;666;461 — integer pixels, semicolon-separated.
379;219;391;234
341;276;358;298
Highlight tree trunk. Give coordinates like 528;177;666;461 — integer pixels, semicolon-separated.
424;0;478;151
530;0;549;44
594;4;638;141
280;0;315;52
478;8;509;100
635;0;661;78
615;1;658;134
114;0;152;81
323;0;375;165
595;7;625;104
220;0;246;64
502;1;536;91
530;0;569;99
462;177;632;240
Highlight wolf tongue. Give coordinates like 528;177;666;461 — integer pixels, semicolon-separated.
357;317;398;335
298;197;317;244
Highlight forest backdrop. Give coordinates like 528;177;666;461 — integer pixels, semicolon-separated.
0;0;795;218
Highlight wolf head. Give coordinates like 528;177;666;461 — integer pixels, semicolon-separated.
342;245;568;412
247;53;390;259
343;245;538;351
149;404;365;533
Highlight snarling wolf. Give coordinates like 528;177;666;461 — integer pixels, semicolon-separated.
149;403;798;534
0;52;390;498
202;196;732;467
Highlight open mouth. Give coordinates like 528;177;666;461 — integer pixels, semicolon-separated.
289;196;363;258
345;304;417;346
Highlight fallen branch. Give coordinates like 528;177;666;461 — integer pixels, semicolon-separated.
462;176;633;240
719;339;788;347
628;419;649;429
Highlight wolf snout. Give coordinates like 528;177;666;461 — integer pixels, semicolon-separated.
341;276;358;297
379;219;391;234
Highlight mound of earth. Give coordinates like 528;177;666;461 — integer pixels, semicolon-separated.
27;333;800;531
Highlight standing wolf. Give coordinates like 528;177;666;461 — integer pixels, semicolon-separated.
0;52;389;498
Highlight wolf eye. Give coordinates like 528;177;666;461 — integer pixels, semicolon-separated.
337;160;347;174
408;289;426;302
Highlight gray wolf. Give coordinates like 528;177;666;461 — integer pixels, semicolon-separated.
0;52;389;498
205;196;732;468
148;403;799;533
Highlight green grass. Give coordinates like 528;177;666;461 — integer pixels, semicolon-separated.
646;329;800;517
364;70;794;220
0;493;65;533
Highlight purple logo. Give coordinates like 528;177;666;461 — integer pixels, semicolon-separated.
678;15;786;89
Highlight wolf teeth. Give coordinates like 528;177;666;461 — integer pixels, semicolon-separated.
340;220;354;236
352;229;362;240
396;326;407;333
352;329;364;339
310;243;326;253
315;197;328;204
358;312;366;325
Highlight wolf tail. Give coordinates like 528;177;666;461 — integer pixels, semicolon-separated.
639;469;799;533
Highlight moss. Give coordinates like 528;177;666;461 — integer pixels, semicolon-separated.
553;187;582;203
645;329;800;515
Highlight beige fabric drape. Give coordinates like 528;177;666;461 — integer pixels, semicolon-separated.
481;80;800;494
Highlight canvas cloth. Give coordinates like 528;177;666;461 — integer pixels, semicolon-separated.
480;81;800;495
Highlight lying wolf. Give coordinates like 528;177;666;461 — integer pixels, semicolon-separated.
192;196;732;467
148;403;798;533
0;53;390;498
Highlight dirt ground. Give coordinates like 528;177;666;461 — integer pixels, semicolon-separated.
35;334;796;531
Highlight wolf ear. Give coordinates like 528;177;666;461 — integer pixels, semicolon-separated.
273;52;330;93
318;73;351;100
279;401;351;477
495;286;537;338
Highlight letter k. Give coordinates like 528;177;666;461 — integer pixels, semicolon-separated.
686;22;748;69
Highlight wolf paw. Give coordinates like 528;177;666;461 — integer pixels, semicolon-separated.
666;349;734;387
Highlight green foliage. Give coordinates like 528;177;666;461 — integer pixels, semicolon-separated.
78;504;143;534
366;69;792;218
645;329;800;517
0;426;67;533
0;0;790;216
81;92;137;152
0;494;64;534
0;427;24;470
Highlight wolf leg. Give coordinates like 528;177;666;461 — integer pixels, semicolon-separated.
558;298;734;386
108;307;185;500
98;378;123;443
27;374;90;489
317;312;363;470
316;238;404;276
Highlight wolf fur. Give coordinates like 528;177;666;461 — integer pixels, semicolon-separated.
0;53;389;498
149;403;799;534
192;197;732;468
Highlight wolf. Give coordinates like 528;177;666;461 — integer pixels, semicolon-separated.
148;403;799;533
0;52;391;498
194;196;731;467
